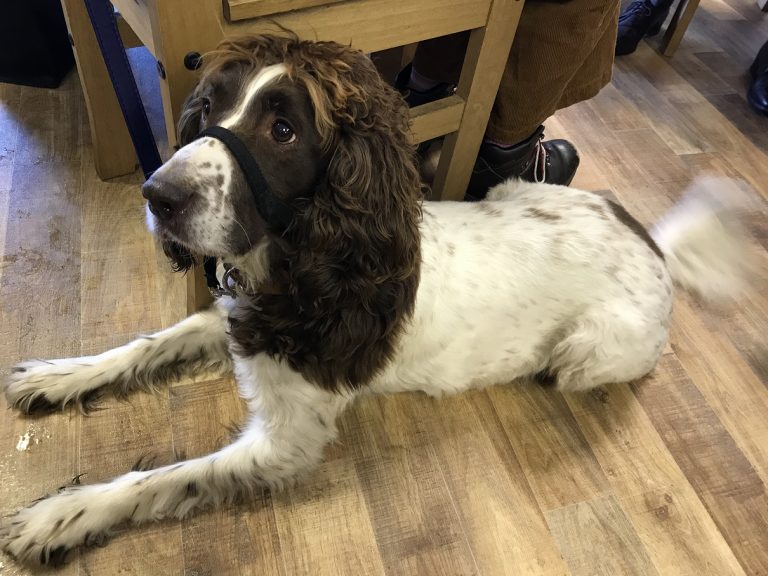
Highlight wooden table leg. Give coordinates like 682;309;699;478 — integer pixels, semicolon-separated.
187;265;213;314
432;0;525;201
661;0;700;57
59;0;137;179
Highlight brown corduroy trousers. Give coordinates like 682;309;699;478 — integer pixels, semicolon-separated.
412;0;620;144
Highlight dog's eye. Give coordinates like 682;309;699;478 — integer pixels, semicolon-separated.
271;120;295;144
201;98;211;116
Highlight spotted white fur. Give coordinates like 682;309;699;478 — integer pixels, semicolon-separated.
1;176;754;565
146;136;241;256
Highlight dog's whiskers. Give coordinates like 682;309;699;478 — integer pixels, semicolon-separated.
231;218;254;250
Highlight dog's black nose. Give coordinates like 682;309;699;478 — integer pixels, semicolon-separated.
142;178;192;221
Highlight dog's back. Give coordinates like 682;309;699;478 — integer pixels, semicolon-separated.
371;180;672;395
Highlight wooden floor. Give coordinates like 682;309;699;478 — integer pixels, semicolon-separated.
1;1;767;574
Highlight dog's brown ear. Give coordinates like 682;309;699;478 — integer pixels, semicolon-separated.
229;40;423;391
286;44;423;390
292;40;424;269
177;89;203;147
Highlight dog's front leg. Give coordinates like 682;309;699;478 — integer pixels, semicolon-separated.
4;306;231;413
0;379;351;567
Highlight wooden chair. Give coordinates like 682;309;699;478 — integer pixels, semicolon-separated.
60;0;525;311
661;0;700;57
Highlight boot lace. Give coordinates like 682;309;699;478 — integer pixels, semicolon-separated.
533;136;547;183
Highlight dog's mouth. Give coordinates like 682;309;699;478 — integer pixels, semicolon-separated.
160;237;197;273
145;204;198;272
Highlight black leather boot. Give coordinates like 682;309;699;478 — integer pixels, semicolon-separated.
615;0;673;56
466;126;580;201
748;40;768;116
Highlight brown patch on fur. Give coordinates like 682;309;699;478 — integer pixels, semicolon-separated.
586;202;607;219
607;200;664;260
524;207;561;222
218;35;422;391
477;203;503;217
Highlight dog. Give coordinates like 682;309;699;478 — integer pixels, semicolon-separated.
0;35;754;566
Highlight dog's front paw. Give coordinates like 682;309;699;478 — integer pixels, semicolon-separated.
0;488;106;566
4;358;102;413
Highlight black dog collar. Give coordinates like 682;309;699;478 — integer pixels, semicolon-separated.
196;126;294;232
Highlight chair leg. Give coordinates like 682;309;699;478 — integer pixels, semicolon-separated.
60;0;137;179
661;0;700;57
431;0;525;201
146;0;224;149
186;266;213;315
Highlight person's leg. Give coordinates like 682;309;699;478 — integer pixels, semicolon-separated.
403;0;618;198
468;0;619;197
396;32;468;106
410;32;468;86
616;0;676;56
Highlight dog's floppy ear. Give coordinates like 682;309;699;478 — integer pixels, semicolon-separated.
177;89;203;147
229;40;423;391
293;40;424;285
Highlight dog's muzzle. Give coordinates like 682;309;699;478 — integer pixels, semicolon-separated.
196;126;294;232
196;126;295;298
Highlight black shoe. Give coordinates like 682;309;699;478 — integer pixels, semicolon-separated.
616;0;672;56
748;41;768;115
466;125;580;201
394;63;456;107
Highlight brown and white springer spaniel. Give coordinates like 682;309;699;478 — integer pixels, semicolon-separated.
1;35;754;566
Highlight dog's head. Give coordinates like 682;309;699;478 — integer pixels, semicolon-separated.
143;35;422;390
144;34;421;268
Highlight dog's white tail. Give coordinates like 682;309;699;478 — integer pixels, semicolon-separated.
651;176;759;302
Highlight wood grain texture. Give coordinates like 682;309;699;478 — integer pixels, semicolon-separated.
226;0;347;21
487;384;610;511
409;391;570;575
0;78;84;576
342;395;478;575
633;354;768;574
546;494;659;576
3;0;768;573
170;378;285;576
566;386;746;576
409;95;465;145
